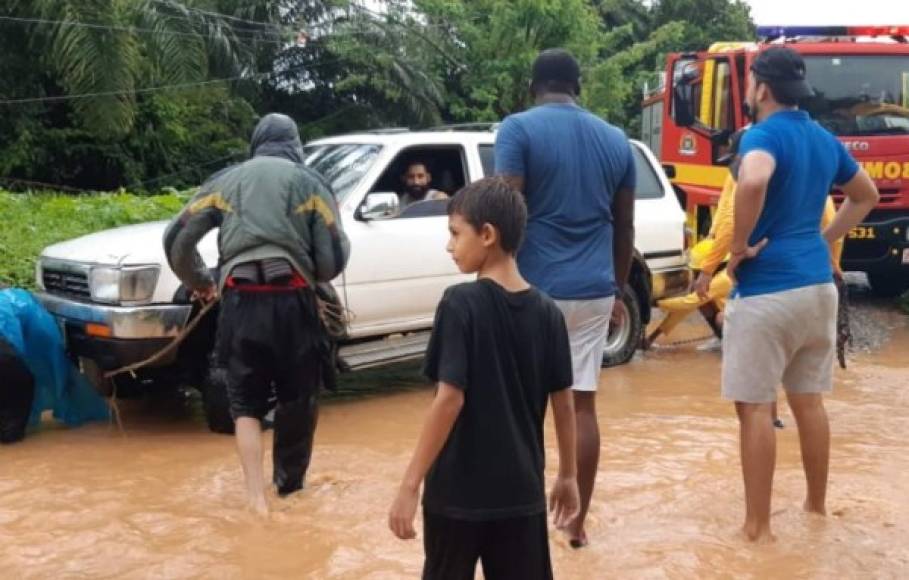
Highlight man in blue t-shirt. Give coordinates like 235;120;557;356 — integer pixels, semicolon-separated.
495;48;636;548
725;46;879;542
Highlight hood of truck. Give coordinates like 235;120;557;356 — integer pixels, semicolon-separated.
40;221;218;266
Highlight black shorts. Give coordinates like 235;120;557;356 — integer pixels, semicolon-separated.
422;511;552;580
216;288;324;420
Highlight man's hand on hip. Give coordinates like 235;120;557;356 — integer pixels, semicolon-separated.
727;238;769;284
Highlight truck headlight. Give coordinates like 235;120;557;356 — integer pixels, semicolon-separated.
89;266;159;304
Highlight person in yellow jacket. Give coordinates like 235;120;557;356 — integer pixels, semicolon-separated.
644;130;845;350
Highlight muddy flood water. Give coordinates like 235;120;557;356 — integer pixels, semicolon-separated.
2;286;907;579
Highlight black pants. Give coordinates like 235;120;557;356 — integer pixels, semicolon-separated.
0;338;35;444
217;287;324;496
422;512;553;580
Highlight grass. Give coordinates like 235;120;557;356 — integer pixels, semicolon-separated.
0;189;188;289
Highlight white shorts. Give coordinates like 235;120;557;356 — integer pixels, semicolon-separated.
722;283;837;403
554;297;616;392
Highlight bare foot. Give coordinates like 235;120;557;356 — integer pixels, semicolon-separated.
248;496;269;517
741;521;776;544
564;528;588;549
804;500;826;516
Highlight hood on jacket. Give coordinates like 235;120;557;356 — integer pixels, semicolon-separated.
249;113;304;164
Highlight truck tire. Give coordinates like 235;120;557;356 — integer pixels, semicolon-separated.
868;272;909;298
202;365;234;435
602;284;643;368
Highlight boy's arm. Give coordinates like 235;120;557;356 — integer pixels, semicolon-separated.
548;388;580;529
389;382;464;540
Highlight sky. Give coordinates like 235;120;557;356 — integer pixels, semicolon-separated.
743;0;909;26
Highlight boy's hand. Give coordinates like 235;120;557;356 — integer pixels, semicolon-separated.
549;475;580;530
389;485;419;540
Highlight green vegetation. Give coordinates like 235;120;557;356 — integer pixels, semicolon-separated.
1;0;755;192
0;190;185;289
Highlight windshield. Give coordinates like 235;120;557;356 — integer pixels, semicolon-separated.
801;55;909;136
302;143;382;200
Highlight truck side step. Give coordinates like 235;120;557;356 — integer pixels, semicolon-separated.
338;331;431;371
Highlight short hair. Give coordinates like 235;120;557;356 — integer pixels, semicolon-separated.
447;177;527;254
763;81;800;107
403;160;430;174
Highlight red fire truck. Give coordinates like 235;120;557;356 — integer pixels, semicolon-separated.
641;25;909;296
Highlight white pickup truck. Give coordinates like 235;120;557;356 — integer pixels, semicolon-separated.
35;126;690;431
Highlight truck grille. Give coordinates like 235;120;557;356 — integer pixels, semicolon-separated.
43;268;90;299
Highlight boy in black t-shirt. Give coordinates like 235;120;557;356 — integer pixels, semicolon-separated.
388;177;579;580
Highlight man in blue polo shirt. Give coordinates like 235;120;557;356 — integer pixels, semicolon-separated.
725;47;879;542
495;48;636;548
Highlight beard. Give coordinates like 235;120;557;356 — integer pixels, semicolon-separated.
406;184;429;198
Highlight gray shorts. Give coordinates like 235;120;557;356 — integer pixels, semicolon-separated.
554;297;615;392
722;283;837;403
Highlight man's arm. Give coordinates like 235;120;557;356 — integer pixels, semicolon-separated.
694;175;736;298
612;185;635;292
548;388;580;529
388;383;464;540
297;178;350;282
727;150;775;280
162;190;228;296
701;175;736;276
823;169;879;243
495;117;527;194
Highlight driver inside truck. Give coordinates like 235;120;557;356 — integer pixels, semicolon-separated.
399;161;449;207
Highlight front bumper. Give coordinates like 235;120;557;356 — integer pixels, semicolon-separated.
35;292;192;370
35;292;191;339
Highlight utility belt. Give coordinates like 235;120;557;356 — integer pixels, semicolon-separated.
225;259;308;292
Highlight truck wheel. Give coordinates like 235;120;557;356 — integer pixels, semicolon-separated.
868;272;909;297
80;357;114;397
202;366;234;435
602;284;643;368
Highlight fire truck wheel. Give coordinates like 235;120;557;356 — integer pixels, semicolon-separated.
602;284;643;368
867;272;909;298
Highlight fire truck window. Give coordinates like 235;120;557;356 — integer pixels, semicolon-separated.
672;59;703;125
712;60;734;132
631;145;664;200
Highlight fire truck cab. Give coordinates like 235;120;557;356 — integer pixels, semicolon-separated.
642;26;909;296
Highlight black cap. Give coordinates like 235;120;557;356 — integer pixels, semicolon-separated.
531;49;581;95
750;46;814;99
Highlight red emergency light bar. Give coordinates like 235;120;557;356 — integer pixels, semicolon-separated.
758;25;909;39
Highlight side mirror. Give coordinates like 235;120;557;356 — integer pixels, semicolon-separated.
662;164;677;179
357;192;400;221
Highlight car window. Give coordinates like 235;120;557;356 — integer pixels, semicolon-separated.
369;146;467;218
302;143;382;201
478;144;495;177
632;145;665;200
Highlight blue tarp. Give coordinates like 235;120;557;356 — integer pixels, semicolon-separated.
0;289;109;427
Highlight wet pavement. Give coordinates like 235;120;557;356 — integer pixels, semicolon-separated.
1;286;907;579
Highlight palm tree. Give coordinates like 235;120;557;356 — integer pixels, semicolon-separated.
12;0;292;137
